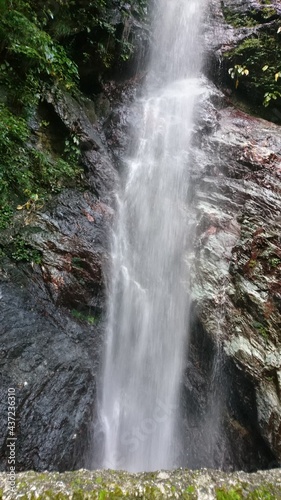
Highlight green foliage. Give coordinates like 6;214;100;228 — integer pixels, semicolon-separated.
0;204;13;229
22;0;148;72
216;488;242;500
0;5;79;88
269;257;281;267
263;90;281;107
0;0;147;225
261;7;277;20
71;309;97;325
30;149;80;192
222;7;258;28
248;486;277;499
9;236;42;263
63;134;81;166
0;1;84;214
224;33;281;108
0;103;81;206
228;64;249;89
222;4;277;28
0;104;32;202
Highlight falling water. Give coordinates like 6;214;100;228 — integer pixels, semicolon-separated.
93;0;207;472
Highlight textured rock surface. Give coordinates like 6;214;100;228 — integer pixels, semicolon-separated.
0;468;281;499
186;0;281;468
0;91;115;472
185;80;281;469
0;0;281;475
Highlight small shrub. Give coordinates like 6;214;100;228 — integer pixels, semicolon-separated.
10;236;42;264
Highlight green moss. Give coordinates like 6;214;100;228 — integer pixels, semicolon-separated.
216;488;242;500
10;236;42;264
183;485;196;495
222;3;277;27
0;204;13;229
253;321;268;339
269;257;281;268
248;486;277;499
183;485;196;499
5;470;281;500
261;7;277;20
95;477;103;485
71;309;98;325
31;492;69;500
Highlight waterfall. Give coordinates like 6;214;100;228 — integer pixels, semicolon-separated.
93;0;207;472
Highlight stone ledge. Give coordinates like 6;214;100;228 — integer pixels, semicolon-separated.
0;468;280;499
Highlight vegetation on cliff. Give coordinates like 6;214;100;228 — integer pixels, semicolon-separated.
221;2;281;115
0;0;147;225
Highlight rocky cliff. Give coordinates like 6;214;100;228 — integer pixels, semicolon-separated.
0;0;280;475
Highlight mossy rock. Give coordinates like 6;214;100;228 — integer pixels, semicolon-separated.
0;468;280;499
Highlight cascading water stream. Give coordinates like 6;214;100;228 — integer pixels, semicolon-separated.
93;0;207;472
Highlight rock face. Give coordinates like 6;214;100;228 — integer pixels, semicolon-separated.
1;468;281;499
184;82;281;471
0;90;117;472
0;0;280;475
184;0;281;471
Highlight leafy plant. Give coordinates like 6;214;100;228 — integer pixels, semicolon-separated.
10;236;42;264
63;135;81;167
0;0;147;224
17;193;43;211
0;8;79;88
224;30;281;110
0;204;13;229
0;102;81;204
216;488;242;500
228;65;249;89
269;257;281;268
0;104;32;202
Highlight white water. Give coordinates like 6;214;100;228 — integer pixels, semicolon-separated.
93;0;206;472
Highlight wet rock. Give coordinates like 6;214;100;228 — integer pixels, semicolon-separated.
0;190;110;472
44;88;119;204
0;273;101;472
0;90;115;471
189;81;281;467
